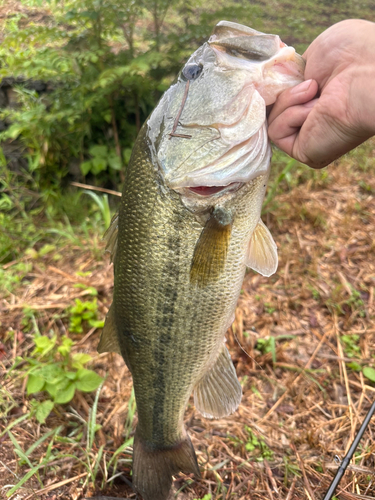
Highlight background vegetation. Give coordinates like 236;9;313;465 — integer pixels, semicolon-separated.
1;1;375;499
0;0;374;264
1;0;374;266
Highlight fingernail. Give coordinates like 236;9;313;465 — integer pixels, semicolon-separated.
291;79;312;94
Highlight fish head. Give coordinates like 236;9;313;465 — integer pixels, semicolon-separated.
148;20;305;208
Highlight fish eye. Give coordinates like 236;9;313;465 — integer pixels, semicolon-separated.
182;63;203;81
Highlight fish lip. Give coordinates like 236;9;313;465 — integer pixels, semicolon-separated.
209;20;264;41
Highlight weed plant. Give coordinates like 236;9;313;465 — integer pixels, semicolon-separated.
9;331;103;423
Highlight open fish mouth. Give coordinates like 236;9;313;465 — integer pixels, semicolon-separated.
188;182;243;197
188;185;231;196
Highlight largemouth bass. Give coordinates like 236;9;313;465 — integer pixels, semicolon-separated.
99;21;304;500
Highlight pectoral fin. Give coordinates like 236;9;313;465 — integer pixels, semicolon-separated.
190;208;232;287
97;304;121;354
194;344;242;419
245;219;278;277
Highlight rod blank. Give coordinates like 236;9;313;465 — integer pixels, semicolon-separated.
322;400;375;500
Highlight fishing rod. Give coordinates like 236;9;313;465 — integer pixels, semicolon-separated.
322;399;375;500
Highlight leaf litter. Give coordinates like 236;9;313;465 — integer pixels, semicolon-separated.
1;141;375;499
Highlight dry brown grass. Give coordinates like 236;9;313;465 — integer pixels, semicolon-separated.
1;142;375;500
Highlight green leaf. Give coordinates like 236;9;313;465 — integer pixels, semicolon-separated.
45;382;58;398
72;352;92;367
27;374;45;394
38;363;65;382
23;425;61;459
81;10;99;20
57;336;74;356
5;427;59;496
87;382;104;450
25;248;39;259
33;335;56;356
91;157;107;174
7;430;34;468
82;311;95;320
71;298;84;313
75;369;103;392
89;319;104;328
70;319;83;333
0;194;14;210
54;382;76;404
73;284;98;295
348;362;362;371
7;124;23;139
38;243;56;256
89;145;108;158
107;437;133;470
123;148;132;164
0;413;29;439
108;153;122;170
80;161;92;176
363;367;375;382
45;375;70;398
35;400;54;424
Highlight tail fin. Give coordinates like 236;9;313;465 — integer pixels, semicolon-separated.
133;430;200;500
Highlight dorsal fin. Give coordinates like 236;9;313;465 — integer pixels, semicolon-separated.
103;212;119;263
97;304;121;354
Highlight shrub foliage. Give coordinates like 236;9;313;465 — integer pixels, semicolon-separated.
0;0;373;192
0;0;214;189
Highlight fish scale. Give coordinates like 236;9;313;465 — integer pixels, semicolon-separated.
113;127;268;445
99;20;304;500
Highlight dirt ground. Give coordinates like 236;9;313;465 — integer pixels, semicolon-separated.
1;143;375;500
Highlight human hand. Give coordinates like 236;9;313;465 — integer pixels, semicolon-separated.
268;19;375;168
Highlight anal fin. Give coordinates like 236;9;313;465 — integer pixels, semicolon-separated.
97;303;121;354
194;344;242;419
